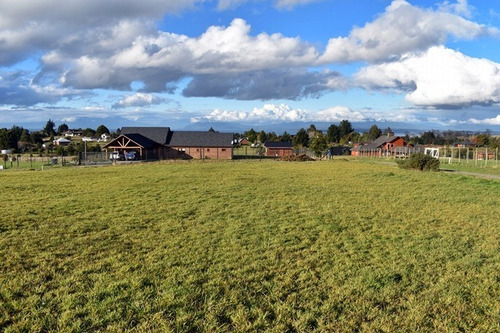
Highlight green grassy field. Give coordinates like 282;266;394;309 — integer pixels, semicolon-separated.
1;160;499;332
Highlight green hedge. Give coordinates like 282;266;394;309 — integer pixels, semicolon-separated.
397;152;440;171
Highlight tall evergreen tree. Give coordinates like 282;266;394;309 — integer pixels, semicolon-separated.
339;120;353;139
367;124;382;141
57;123;69;135
310;131;328;157
293;128;309;148
280;131;291;142
327;124;340;143
96;125;110;136
43;119;56;137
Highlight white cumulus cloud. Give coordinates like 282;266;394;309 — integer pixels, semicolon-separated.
355;46;500;108
191;104;309;123
320;0;496;64
56;18;322;96
469;115;500;125
191;103;373;124
313;106;368;122
112;93;166;109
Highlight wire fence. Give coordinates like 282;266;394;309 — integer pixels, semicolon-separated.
355;146;499;168
0;152;113;170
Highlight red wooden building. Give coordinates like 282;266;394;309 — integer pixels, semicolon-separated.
351;135;411;157
264;141;294;157
103;127;233;160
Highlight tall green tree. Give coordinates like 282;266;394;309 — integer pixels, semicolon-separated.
43;119;56;137
421;131;436;145
96;125;110;136
257;130;267;143
475;133;490;147
82;128;96;137
0;128;8;149
310;131;328;157
367;124;382;141
293;128;309;148
30;131;44;145
327;124;340;143
57;123;69;135
20;129;30;142
339;120;353;140
280;131;291;142
489;136;500;149
267;132;278;141
245;128;257;143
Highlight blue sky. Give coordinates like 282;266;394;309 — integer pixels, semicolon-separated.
0;0;499;133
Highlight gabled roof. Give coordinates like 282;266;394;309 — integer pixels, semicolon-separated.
167;131;233;147
373;135;400;146
353;135;406;151
264;141;293;148
123;133;159;149
353;143;379;152
121;127;170;145
102;133;160;149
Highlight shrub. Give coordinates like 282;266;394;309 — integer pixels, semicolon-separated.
397;153;440;171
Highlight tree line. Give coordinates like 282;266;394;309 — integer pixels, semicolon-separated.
1;119;498;156
0;119;116;154
237;122;500;157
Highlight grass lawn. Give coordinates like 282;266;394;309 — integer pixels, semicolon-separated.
1;160;499;332
438;162;500;176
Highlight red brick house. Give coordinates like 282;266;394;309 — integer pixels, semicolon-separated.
264;141;294;157
351;135;411;157
103;127;233;160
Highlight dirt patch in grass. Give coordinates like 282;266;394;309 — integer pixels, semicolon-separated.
280;154;315;162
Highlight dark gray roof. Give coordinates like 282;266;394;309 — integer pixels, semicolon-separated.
122;127;170;144
264;141;293;148
123;133;159;149
373;135;400;146
167;131;233;147
102;133;160;149
353;143;379;152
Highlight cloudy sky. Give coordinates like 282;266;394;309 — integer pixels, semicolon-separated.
1;0;499;133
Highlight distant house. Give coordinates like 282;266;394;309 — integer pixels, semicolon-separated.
103;127;233;160
62;130;83;137
477;150;496;160
264;141;293;157
53;137;71;146
453;141;475;148
352;135;412;157
100;133;111;142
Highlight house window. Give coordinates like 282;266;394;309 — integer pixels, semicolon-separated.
207;149;210;152
222;149;226;151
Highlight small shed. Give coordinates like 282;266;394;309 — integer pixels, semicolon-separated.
264;141;293;157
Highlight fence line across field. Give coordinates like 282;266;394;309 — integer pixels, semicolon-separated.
357;146;499;167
